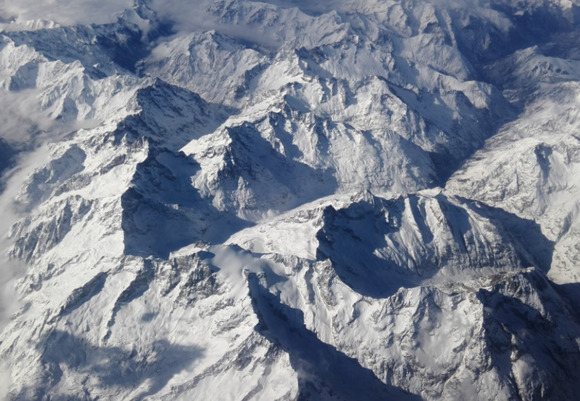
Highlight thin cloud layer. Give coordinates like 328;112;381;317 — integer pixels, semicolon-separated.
0;90;53;145
150;0;289;49
0;0;132;26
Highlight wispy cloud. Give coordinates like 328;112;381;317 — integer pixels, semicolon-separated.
0;89;54;146
0;0;132;26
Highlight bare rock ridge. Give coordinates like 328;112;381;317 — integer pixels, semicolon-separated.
0;0;580;400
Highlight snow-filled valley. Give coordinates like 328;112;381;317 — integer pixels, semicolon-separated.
0;0;580;400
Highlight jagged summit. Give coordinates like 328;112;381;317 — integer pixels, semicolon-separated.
1;0;580;400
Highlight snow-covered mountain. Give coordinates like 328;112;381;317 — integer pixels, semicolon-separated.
1;0;580;400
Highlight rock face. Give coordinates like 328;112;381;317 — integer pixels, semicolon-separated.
1;0;580;400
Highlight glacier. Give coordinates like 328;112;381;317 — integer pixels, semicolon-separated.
0;0;580;400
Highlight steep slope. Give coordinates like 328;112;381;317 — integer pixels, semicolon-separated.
447;51;580;285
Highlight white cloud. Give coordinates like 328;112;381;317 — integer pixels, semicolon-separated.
0;89;54;145
0;0;132;26
0;361;12;401
149;0;285;49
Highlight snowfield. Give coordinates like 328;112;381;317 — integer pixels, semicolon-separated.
1;0;580;400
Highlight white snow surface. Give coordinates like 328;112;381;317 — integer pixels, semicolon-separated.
1;0;580;400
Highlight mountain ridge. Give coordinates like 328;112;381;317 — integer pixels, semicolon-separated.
1;0;580;400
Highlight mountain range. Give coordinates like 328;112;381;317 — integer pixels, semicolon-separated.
0;0;580;399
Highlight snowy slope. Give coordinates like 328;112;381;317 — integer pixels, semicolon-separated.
448;67;580;285
1;0;580;400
